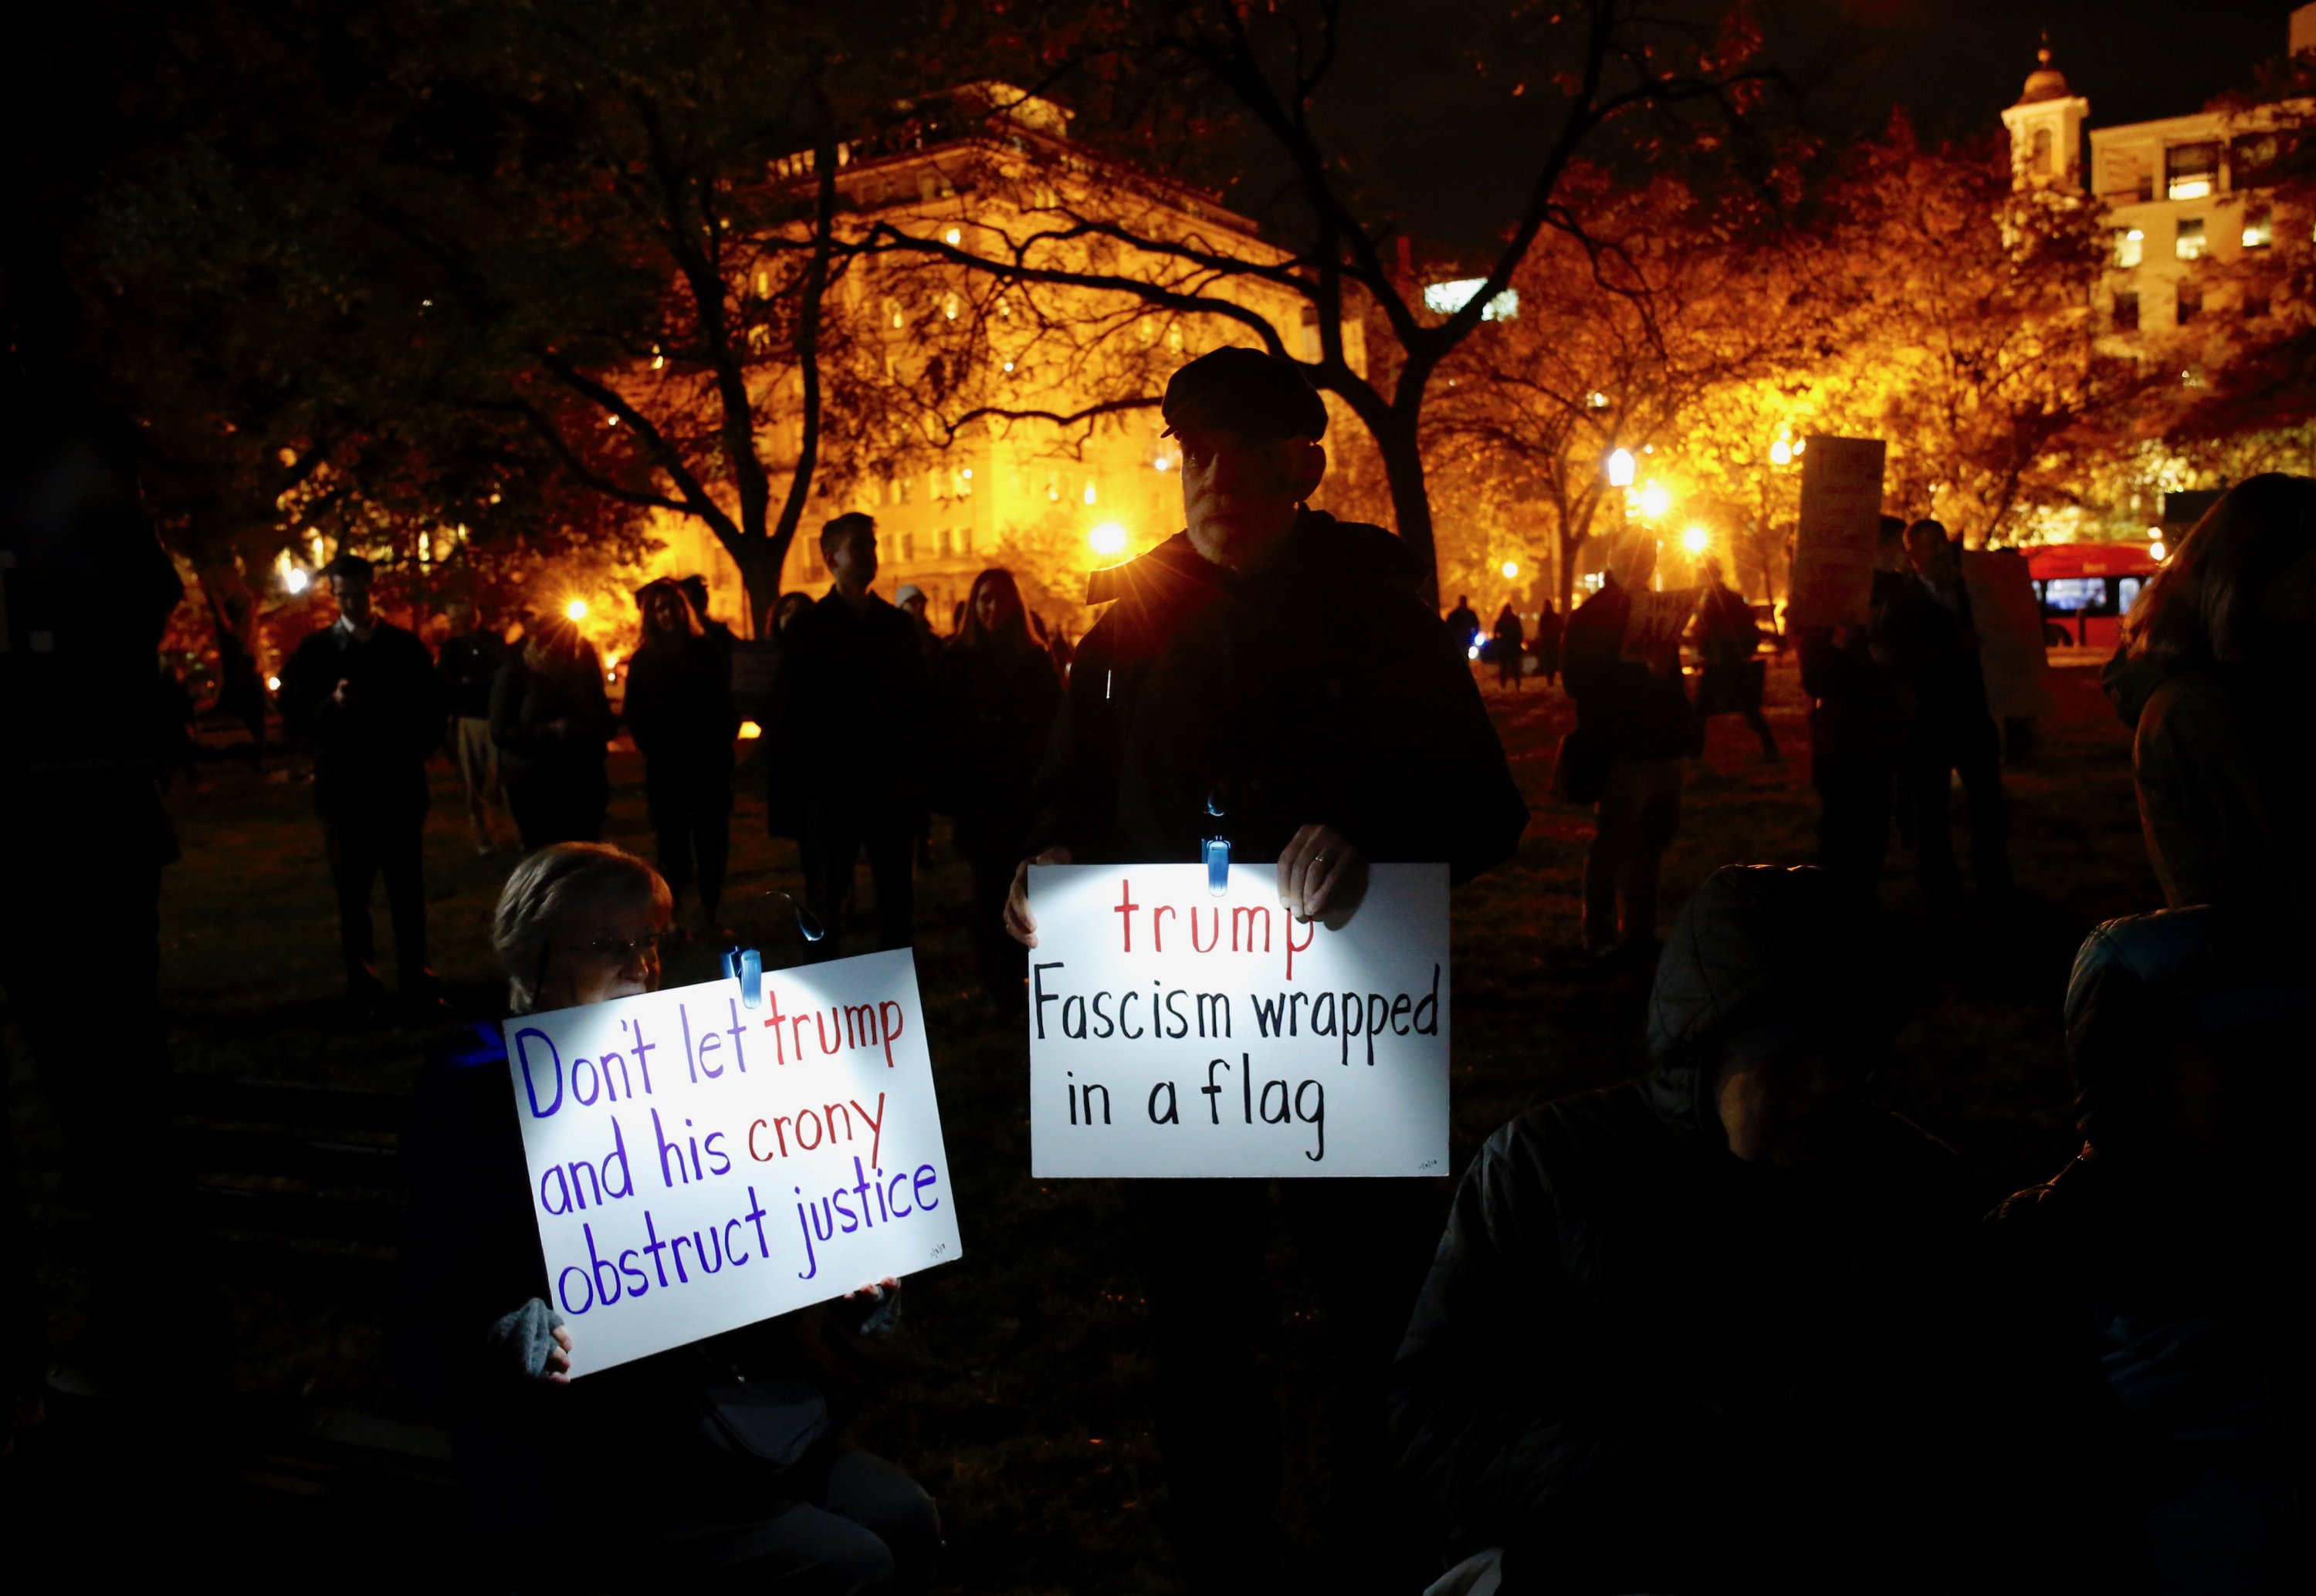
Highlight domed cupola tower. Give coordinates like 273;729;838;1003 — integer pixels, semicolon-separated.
2000;32;2090;193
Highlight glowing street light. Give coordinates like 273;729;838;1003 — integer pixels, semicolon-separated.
1769;438;1793;466
1606;448;1637;489
1501;560;1520;579
1638;482;1672;520
283;567;311;595
564;598;590;621
1681;526;1711;555
2151;539;2167;561
1088;521;1129;556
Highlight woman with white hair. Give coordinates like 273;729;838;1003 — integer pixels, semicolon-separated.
396;843;938;1591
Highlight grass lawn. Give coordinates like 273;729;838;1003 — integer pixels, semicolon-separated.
5;653;2156;1590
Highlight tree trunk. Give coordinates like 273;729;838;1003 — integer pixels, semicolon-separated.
1372;416;1438;609
734;539;788;640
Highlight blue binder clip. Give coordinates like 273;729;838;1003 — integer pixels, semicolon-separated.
1203;793;1230;897
722;945;764;1009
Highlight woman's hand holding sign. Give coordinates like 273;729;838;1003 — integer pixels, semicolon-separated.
1278;825;1368;930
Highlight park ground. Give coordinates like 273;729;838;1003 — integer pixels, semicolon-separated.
4;654;2156;1591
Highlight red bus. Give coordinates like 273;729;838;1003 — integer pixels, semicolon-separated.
2025;543;2162;651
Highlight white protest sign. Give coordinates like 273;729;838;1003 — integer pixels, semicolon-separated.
1788;435;1888;629
1025;863;1450;1178
1960;548;2054;722
505;949;962;1378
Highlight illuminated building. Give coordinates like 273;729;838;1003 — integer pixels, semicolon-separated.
645;84;1365;630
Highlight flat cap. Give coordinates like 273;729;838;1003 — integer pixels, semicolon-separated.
321;553;374;581
1161;347;1327;442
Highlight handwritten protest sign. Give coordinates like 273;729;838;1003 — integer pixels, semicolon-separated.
1025;863;1449;1178
1788;435;1888;629
1961;548;2054;722
1620;587;1699;663
505;950;962;1377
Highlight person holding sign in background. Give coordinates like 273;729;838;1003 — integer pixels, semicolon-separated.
395;844;937;1591
1561;535;1692;959
1005;347;1528;1593
1884;519;2010;908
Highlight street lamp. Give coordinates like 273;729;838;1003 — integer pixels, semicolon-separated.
1638;482;1671;521
1681;526;1710;556
1089;521;1129;556
1606;448;1636;489
565;598;590;622
1501;560;1520;580
1769;438;1793;467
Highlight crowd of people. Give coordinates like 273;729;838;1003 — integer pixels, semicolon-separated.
5;347;2310;1593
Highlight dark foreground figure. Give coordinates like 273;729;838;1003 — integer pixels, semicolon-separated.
398;844;936;1591
1011;347;1528;1591
0;383;208;1399
1993;906;2315;1593
1392;865;2028;1594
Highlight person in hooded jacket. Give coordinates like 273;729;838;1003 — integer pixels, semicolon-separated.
1989;906;2315;1594
625;578;741;931
492;612;616;853
2101;473;2316;930
1005;347;1529;1594
932;567;1060;1004
1390;865;2006;1596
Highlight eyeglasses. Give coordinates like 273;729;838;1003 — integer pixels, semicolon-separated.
579;930;675;959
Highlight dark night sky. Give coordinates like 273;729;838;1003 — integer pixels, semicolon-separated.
1797;0;2288;140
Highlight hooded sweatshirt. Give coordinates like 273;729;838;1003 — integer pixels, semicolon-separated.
1389;867;1992;1592
2102;648;2316;929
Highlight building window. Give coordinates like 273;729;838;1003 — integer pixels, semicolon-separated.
2177;281;2203;324
898;475;913;504
884;297;906;330
2165;140;2219;200
2112;290;2140;330
2243;206;2274;249
2230;131;2290;188
959;526;973;557
2175;218;2206;261
2114;227;2144;268
2030;126;2053;172
898;532;915;562
937;528;953;558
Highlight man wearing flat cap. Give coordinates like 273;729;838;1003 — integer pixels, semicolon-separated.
280;553;450;1016
1007;347;1529;1589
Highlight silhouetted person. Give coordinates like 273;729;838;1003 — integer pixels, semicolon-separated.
932;568;1060;1004
1562;537;1690;958
1393;865;2002;1595
1444;593;1481;654
1006;347;1527;1593
625;577;740;930
675;573;736;674
491;613;614;852
396;843;938;1591
2103;473;2316;930
438;597;508;855
1884;519;2007;905
1993;906;2316;1591
2;379;209;1401
1533;597;1563;684
774;513;928;957
893;583;941;867
280;553;449;1013
1797;518;1909;908
1689;560;1778;762
1490;602;1525;688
